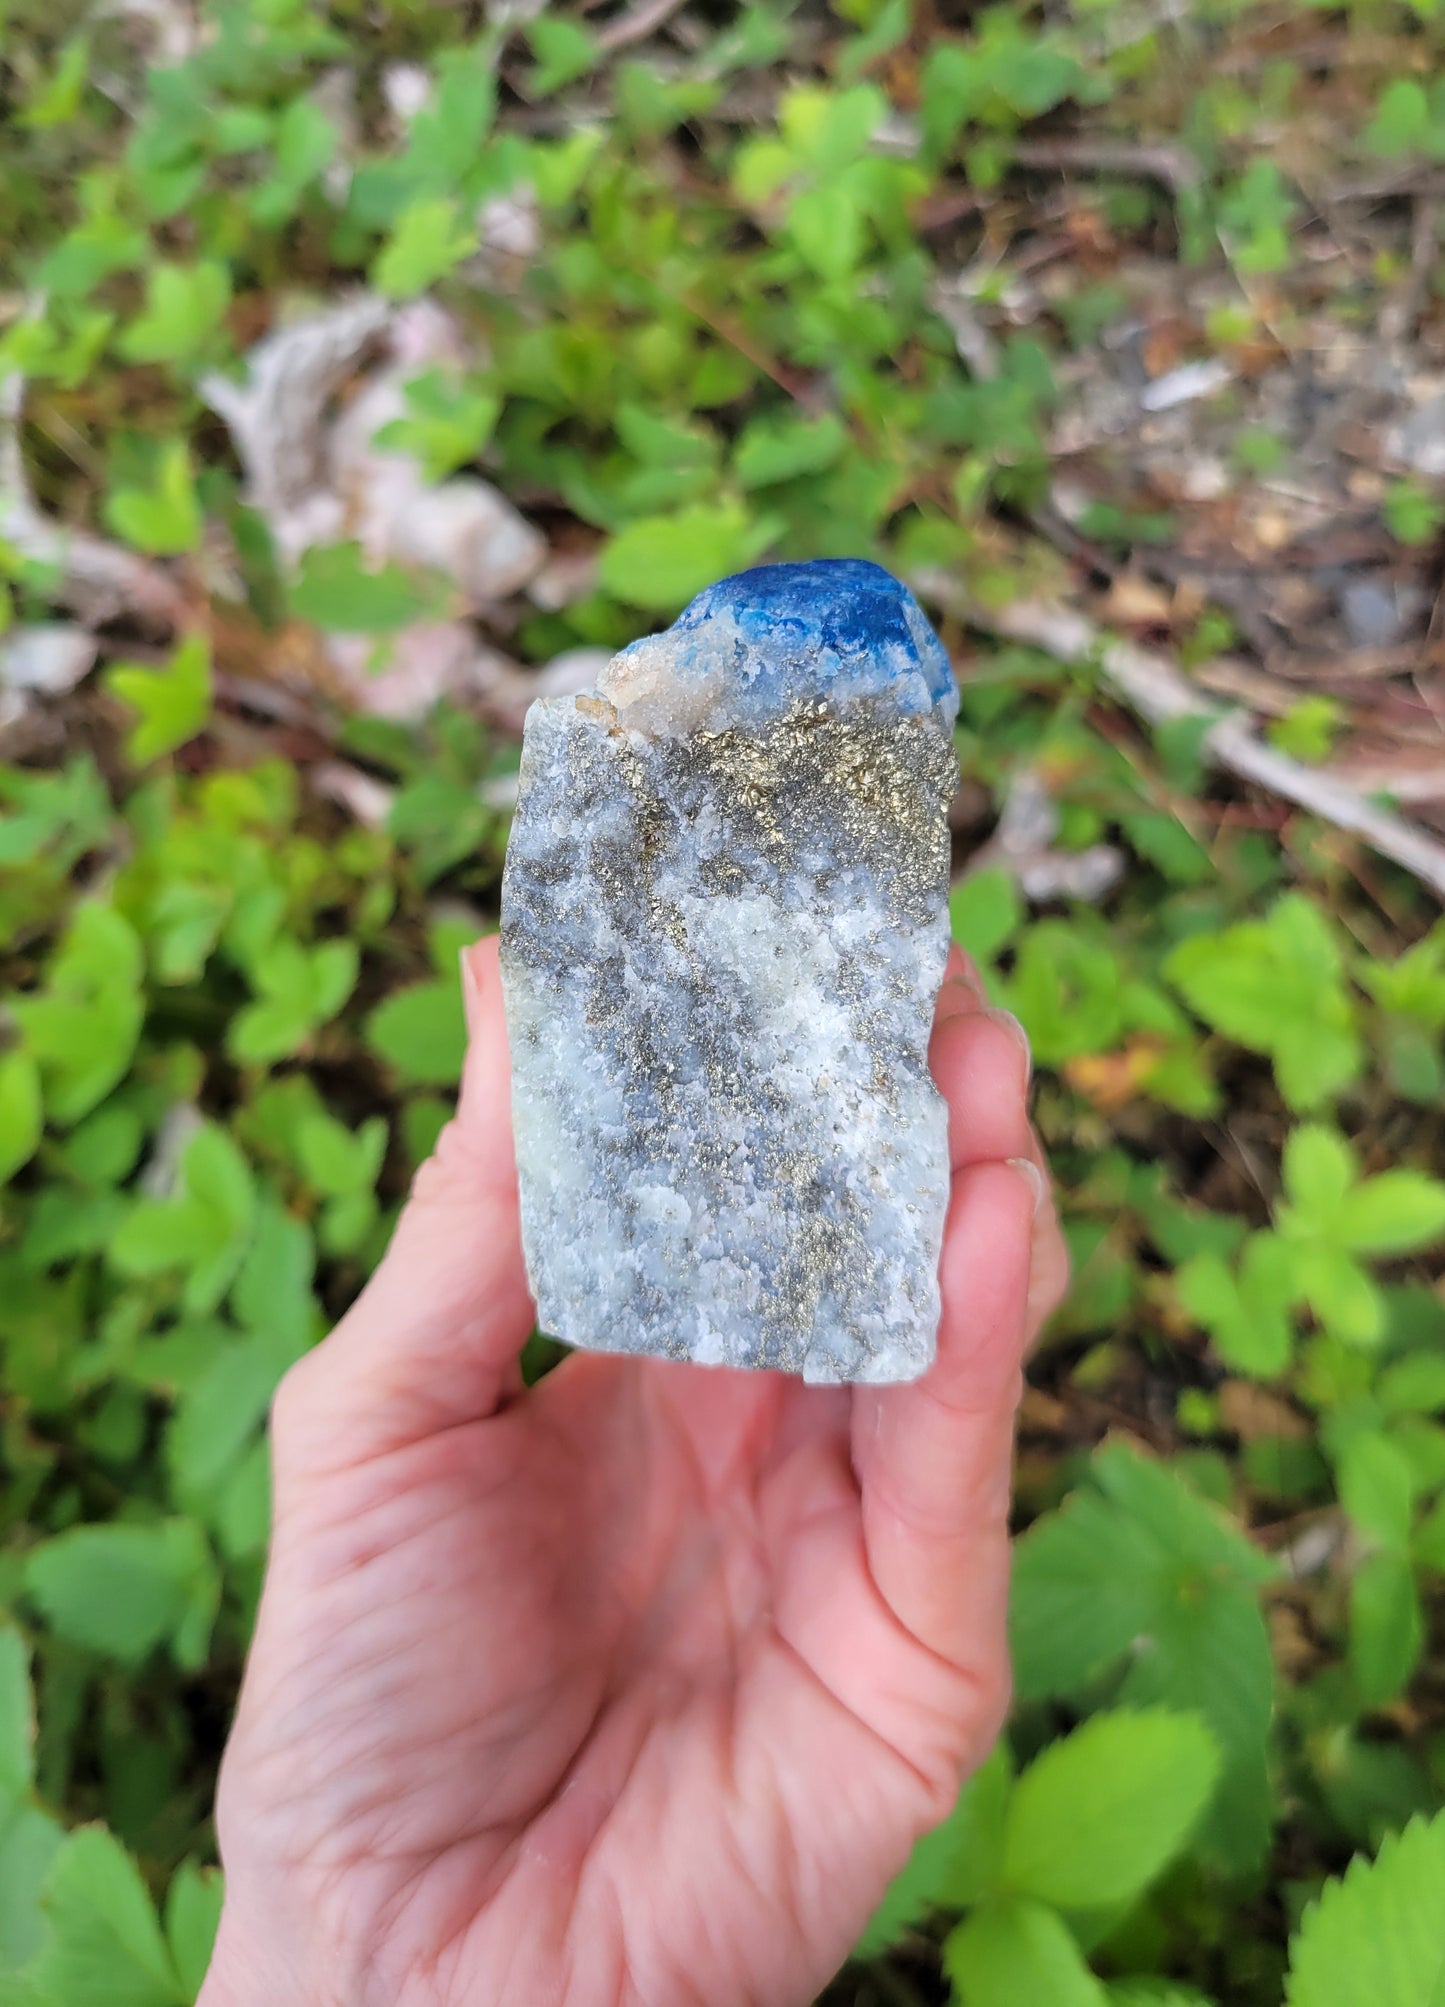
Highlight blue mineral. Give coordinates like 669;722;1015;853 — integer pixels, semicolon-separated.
602;558;958;730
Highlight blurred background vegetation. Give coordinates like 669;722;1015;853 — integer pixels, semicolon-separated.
3;0;1445;2000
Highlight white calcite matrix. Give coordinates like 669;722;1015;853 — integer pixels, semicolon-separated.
499;560;959;1383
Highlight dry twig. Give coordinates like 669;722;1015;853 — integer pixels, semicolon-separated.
1010;136;1201;196
916;573;1445;902
596;0;688;51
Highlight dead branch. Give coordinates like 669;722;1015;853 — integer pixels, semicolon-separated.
596;0;688;51
916;572;1445;902
1010;137;1201;196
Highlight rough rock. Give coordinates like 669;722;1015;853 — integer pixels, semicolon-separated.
500;560;958;1383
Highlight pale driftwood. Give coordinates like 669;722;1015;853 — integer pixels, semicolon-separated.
915;573;1445;902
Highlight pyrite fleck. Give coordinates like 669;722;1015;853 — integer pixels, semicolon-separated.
499;560;958;1383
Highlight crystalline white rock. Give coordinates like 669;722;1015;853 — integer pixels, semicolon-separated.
500;560;959;1384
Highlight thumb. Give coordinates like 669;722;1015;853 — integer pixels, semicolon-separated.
271;935;536;1476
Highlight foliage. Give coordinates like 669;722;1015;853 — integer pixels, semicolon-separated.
2;1;1444;2004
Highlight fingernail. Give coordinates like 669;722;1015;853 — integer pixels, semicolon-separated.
460;944;485;1039
985;1007;1033;1088
1006;1155;1048;1216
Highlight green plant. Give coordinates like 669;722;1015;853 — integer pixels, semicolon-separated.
1165;894;1361;1111
2;1;1444;2000
1179;1123;1445;1362
1383;479;1445;549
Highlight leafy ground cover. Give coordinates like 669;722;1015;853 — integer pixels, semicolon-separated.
3;0;1445;2001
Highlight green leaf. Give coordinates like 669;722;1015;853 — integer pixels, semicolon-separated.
296;1111;387;1197
24;1522;215;1669
58;1102;145;1188
0;1627;34;1800
733;135;796;204
103;444;202;557
615;59;721;137
599;502;776;612
119;262;230;365
0;1048;42;1185
9;906;144;1127
1282;1124;1356;1219
780;82;886;170
22;34;90;128
1349;1550;1424;1709
289;542;444;633
944;1898;1107;2007
311;940;360;1018
105;633;212;761
733;412;846;489
1337;1430;1416;1552
0;1798;63;1974
1176;1233;1296;1379
230;1201;315;1356
164;1863;223;2001
1285;1811;1445;2007
372;367;501;482
365;978;466;1087
1379;1352;1445;1416
1002;922;1131;1067
788;180;867;279
1337;1171;1445;1256
166;1335;286;1495
248;98;338;226
110;1122;255;1314
1293;1243;1384;1348
1001;1709;1219;1912
527;14;597;94
1118;1570;1275;1875
950;868;1023;965
1012;1447;1275;1872
1359;925;1445;1029
25;1826;185;2006
837;0;910;82
1267;695;1343;765
1363;79;1434;158
1384;478;1445;548
227;938;359;1065
373;196;477;299
1165;895;1360;1111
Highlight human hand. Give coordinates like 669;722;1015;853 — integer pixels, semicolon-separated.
199;936;1067;2007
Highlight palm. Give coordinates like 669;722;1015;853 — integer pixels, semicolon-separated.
206;942;1062;2007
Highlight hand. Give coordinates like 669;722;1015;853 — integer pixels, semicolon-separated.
200;937;1067;2007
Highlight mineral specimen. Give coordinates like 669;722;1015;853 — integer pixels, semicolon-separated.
499;559;959;1383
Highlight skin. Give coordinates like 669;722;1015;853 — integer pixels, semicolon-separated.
200;936;1068;2007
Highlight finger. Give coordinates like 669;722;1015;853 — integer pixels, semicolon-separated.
930;988;1033;1171
1018;1139;1070;1344
272;935;534;1474
941;940;975;989
929;970;1068;1343
852;1158;1035;1672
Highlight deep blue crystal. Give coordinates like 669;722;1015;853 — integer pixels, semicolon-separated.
611;558;957;726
